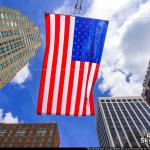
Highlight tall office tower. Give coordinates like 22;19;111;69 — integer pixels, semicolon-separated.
0;7;41;89
142;61;150;104
0;123;60;147
96;97;150;148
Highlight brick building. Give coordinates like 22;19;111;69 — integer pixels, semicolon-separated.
0;123;60;147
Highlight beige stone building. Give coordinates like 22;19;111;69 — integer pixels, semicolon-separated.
0;7;41;89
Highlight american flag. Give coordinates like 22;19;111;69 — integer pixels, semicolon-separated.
37;13;108;116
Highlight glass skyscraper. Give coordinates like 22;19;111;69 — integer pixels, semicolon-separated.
0;7;41;89
96;96;150;148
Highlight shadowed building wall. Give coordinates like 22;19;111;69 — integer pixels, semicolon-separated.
142;61;150;104
96;97;150;148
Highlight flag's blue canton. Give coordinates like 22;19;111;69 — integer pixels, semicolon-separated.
72;17;108;64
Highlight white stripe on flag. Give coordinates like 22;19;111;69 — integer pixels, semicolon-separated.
86;63;97;115
70;61;80;115
42;14;55;114
79;62;89;115
51;16;66;114
61;17;75;115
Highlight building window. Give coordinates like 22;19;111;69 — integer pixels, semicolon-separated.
117;99;121;102
8;130;14;136
48;138;52;145
0;128;6;136
18;138;22;143
37;127;47;136
148;79;150;88
41;130;47;136
145;90;148;97
4;138;8;143
16;129;26;136
50;128;53;137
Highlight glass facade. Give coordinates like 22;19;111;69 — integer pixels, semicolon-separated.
0;7;41;89
96;97;150;148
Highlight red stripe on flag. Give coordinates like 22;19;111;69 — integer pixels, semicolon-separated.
82;63;92;116
56;16;70;115
65;61;76;115
37;14;50;114
89;92;94;115
47;14;60;114
89;64;100;115
74;62;85;116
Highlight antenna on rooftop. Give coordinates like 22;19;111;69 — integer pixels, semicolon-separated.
74;0;82;14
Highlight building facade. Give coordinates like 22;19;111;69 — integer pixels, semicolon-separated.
96;96;150;148
0;7;41;89
0;123;60;147
142;61;150;104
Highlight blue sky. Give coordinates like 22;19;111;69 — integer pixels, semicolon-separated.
0;0;150;147
0;0;110;147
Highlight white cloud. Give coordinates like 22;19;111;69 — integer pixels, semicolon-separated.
99;66;143;96
50;0;150;97
119;1;150;81
54;0;74;15
88;0;150;96
11;63;31;85
0;109;19;124
88;0;143;20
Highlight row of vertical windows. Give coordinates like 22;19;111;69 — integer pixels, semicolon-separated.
0;20;31;27
0;49;35;81
0;37;34;59
142;102;150;113
0;40;25;56
99;100;150;147
130;103;150;130
0;46;26;69
100;99;143;103
0;29;21;38
0;13;26;21
122;103;142;147
108;103;127;146
0;38;19;46
0;128;6;136
113;103;136;147
0;28;33;40
97;105;108;146
0;34;38;61
0;127;54;137
102;106;117;144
